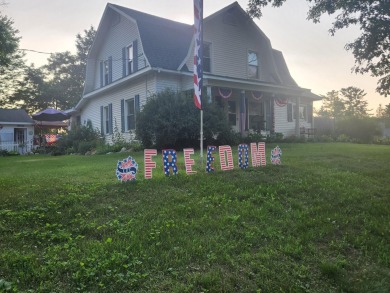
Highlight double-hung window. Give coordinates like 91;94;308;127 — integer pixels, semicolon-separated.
126;98;135;130
248;51;258;79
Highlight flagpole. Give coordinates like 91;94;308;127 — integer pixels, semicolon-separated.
199;0;204;166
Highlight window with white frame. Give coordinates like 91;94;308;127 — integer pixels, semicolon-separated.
248;51;258;79
126;98;135;130
104;60;109;85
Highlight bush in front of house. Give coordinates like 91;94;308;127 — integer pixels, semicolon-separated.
56;121;103;154
136;89;236;149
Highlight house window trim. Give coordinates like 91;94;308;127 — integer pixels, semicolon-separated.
248;50;259;79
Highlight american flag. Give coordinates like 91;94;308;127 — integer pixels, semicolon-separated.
193;0;203;110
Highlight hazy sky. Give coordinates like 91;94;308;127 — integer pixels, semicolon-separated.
3;0;388;112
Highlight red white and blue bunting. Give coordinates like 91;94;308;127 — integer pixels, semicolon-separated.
275;97;289;107
218;87;233;99
251;91;263;101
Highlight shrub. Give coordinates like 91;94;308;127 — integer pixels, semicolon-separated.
336;117;381;143
136;89;236;149
56;121;102;154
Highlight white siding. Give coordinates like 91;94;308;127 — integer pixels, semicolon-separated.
184;13;279;83
274;99;313;137
88;14;147;92
80;75;156;144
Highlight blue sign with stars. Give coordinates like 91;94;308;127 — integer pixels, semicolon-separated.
163;149;178;176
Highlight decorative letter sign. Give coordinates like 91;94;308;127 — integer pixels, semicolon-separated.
206;146;217;173
116;156;138;182
116;142;282;182
219;145;234;171
251;142;266;167
162;149;178;176
238;144;249;169
144;149;157;179
183;148;196;175
271;145;282;165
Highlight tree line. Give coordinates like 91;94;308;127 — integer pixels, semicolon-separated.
0;7;95;114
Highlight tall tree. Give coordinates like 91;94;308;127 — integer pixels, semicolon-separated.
340;86;369;117
7;65;52;113
384;103;390;119
44;26;96;109
247;0;390;97
0;12;25;107
317;90;345;119
0;12;21;69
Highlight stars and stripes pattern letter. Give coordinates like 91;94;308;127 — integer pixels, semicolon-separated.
238;144;249;170
162;149;178;176
183;148;197;175
251;142;266;167
144;149;157;179
206;146;217;173
219;145;234;171
193;0;203;110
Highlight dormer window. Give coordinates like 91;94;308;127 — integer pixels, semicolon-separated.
100;57;112;87
248;51;258;79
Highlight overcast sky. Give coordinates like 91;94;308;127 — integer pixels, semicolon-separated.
3;0;387;112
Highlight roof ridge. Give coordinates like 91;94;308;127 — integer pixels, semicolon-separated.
108;3;193;29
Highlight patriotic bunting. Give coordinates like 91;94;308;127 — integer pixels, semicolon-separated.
218;87;233;99
275;97;288;107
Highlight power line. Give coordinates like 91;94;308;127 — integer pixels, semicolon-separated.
19;49;53;55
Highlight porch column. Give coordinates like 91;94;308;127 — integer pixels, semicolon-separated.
295;96;300;137
206;86;212;103
240;90;246;136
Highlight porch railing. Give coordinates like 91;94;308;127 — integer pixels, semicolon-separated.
0;140;34;154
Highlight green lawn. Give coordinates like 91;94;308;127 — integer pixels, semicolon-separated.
1;143;389;292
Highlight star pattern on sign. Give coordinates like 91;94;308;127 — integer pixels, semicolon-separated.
163;149;178;176
238;144;249;169
116;156;138;182
206;146;217;173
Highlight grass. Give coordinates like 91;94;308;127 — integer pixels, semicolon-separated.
0;143;389;292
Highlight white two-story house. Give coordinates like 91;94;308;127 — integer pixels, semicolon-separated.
69;1;320;143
